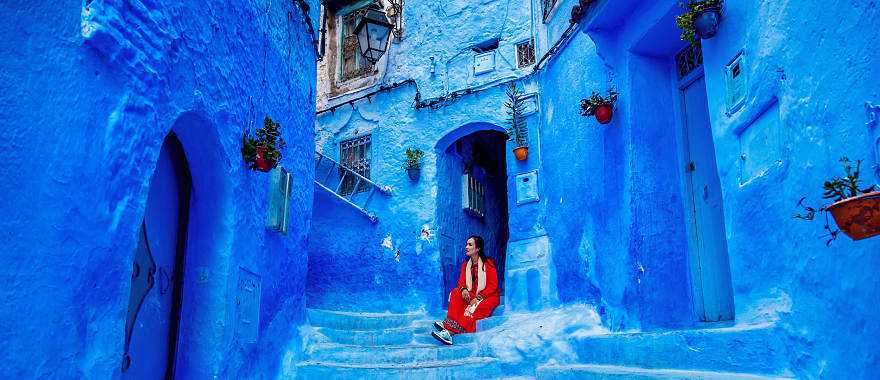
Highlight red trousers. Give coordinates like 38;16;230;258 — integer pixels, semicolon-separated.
443;289;499;334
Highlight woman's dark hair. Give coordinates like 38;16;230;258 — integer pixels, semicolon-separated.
467;235;490;265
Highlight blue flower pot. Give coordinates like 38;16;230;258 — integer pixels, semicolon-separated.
694;7;721;40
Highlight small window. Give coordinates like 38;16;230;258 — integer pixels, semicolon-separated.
338;4;374;81
340;134;371;195
675;41;703;80
516;39;536;68
266;167;292;234
462;172;485;218
725;51;746;114
542;0;559;21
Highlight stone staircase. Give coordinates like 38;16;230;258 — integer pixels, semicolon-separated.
293;308;512;379
291;307;793;379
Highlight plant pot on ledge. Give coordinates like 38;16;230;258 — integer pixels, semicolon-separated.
827;191;880;240
406;167;421;181
513;146;529;161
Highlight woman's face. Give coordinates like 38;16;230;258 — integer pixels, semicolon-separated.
465;238;478;258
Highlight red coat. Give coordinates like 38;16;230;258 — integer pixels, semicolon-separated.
443;258;500;334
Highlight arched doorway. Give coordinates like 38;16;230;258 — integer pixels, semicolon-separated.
435;127;509;307
123;132;192;378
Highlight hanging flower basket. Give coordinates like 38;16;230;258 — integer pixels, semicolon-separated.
242;116;286;172
513;146;529;161
676;1;723;43
826;191;880;240
580;88;618;124
406;168;421;181
404;147;424;181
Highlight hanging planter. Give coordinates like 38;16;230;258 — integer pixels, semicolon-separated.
676;0;723;43
404;147;424;181
504;82;529;161
795;157;879;245
580;88;619;125
242;116;286;172
827;191;880;240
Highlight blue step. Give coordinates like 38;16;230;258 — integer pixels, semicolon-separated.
307;308;424;330
566;322;789;376
313;326;420;346
294;357;502;380
536;364;793;379
307;342;478;364
414;330;477;345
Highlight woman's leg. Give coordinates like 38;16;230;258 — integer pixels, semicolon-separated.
443;289;475;334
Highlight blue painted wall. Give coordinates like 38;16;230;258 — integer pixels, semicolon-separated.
312;0;880;377
0;0;318;378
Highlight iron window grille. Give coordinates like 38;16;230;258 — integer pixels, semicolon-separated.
339;4;375;81
542;0;559;21
340;134;372;195
266;166;292;234
516;39;536;68
675;40;703;80
462;172;485;218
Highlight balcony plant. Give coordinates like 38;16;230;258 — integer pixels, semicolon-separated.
241;116;286;172
404;147;424;181
580;88;618;124
795;157;880;244
676;0;723;43
505;82;529;161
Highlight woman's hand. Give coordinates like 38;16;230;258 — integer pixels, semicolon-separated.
461;288;471;303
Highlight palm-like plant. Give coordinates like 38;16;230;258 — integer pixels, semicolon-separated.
505;82;528;148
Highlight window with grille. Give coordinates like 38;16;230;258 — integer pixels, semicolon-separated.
516;39;536;68
542;0;559;20
675;41;703;80
340;135;371;195
339;5;375;81
462;172;485;218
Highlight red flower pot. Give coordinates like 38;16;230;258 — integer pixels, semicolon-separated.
827;191;880;240
254;146;277;172
513;146;529;161
595;104;613;124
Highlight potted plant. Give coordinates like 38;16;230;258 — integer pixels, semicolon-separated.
580;88;618;124
404;147;424;181
676;0;723;43
241;116;286;172
795;157;880;244
505;82;529;161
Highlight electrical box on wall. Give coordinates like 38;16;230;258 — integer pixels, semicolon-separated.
516;170;539;205
474;51;495;75
267;166;292;234
725;51;746;115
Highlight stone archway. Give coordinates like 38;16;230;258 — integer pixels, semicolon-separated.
434;123;510;308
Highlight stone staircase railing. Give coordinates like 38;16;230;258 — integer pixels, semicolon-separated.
314;151;391;223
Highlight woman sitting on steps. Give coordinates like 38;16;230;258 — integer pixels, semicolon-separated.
431;235;499;345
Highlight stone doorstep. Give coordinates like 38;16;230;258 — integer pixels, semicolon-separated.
307;342;480;364
565;322;790;376
294;357;502;379
535;364;794;379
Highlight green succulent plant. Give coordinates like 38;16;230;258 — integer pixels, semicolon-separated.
404;147;424;170
241;116;287;171
675;0;723;43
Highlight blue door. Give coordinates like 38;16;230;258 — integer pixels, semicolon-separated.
123;134;191;378
680;75;735;322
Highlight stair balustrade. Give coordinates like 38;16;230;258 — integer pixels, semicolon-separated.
314;151;391;222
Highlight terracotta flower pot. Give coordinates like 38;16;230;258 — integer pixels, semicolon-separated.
694;7;722;40
254;146;277;172
513;146;529;161
406;167;421;181
595;104;613;124
826;191;880;240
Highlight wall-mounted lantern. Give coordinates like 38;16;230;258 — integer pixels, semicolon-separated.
354;3;394;64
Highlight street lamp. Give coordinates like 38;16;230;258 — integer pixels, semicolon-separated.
354;2;394;64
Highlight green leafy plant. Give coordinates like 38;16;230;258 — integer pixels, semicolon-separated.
404;147;424;170
822;157;876;202
504;82;528;147
579;88;618;116
241;116;287;171
675;0;723;43
794;156;877;245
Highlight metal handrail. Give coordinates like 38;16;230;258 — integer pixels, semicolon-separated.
314;151;390;222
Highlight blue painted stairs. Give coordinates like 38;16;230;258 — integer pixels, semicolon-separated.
294;308;510;379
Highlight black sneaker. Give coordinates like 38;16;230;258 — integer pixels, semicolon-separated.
433;321;445;332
